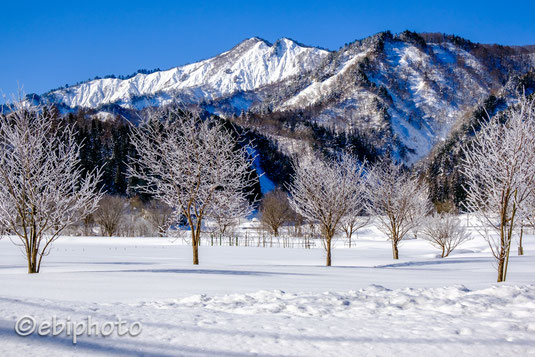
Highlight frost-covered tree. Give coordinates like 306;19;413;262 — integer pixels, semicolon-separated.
421;213;472;257
287;153;366;266
208;191;253;237
365;160;430;259
462;95;535;282
128;108;256;264
0;99;102;273
340;212;370;248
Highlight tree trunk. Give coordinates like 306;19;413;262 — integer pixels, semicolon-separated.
503;236;513;281
27;258;37;274
28;248;38;274
192;242;199;265
325;234;332;266
192;229;199;265
519;226;524;256
497;233;507;282
497;256;505;282
441;246;445;258
392;240;399;260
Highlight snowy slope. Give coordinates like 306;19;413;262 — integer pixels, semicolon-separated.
44;38;329;109
274;32;534;163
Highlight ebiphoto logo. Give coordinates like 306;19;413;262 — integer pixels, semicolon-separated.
15;315;142;344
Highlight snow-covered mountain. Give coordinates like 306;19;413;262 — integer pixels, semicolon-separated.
44;37;329;110
257;32;535;162
40;32;535;164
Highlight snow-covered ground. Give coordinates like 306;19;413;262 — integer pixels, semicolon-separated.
0;219;534;356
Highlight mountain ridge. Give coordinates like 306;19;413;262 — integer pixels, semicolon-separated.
35;31;535;164
40;37;329;110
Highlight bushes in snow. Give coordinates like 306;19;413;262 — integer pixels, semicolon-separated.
421;213;472;257
95;195;127;237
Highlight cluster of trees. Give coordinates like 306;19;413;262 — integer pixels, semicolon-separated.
78;195;171;238
427;92;535;282
1;93;534;283
257;154;471;263
0;101;260;270
65;111;136;196
250;93;535;282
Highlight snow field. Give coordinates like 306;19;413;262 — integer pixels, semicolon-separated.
0;218;534;356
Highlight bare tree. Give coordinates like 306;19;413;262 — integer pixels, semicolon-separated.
143;200;172;237
0;99;102;273
365;159;430;259
259;188;292;236
288;211;305;238
287;153;366;266
128;108;256;264
208;192;253;237
421;213;472;257
94;195;127;236
81;213;95;236
462;94;535;282
340;212;371;248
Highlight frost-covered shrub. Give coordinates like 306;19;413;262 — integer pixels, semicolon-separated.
421;213;472;257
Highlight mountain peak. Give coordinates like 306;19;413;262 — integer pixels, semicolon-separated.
44;36;329;110
233;36;271;50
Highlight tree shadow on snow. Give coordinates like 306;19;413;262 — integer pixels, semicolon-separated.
0;322;276;357
89;268;312;276
375;257;493;269
0;321;533;356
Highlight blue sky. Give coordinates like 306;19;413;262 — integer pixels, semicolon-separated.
1;0;534;98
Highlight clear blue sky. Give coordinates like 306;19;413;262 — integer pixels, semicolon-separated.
1;0;534;98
